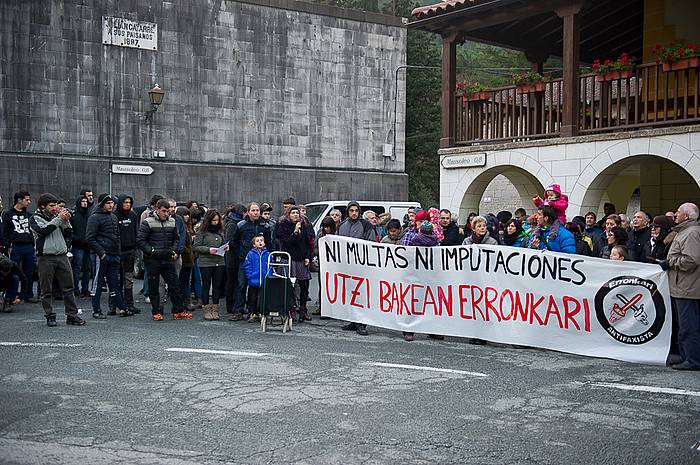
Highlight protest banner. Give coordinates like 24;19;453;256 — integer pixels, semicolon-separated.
319;236;672;365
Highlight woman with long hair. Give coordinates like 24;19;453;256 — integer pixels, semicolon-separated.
275;205;313;322
192;209;228;320
176;207;195;310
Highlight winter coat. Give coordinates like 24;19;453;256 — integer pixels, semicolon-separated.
276;219;313;262
224;214;241;269
626;226;651;262
243;248;272;288
136;215;180;261
526;220;576;254
174;215;186;254
180;227;194;267
441;221;463;246
463;231;498;246
665;219;700;299
409;233;439;247
233;218;272;260
29;209;72;256
86;209;121;257
1;208;34;247
70;198;91;248
533;183;569;224
114;195;138;254
647;230;672;263
192;229;226;267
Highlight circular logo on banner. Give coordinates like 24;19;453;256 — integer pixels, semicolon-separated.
594;276;665;344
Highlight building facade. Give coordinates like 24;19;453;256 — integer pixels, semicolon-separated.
410;0;700;220
0;0;407;209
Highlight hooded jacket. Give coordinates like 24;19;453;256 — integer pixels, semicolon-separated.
243;247;272;288
1;207;34;247
533;184;569;224
526;220;576;254
409;233;439;247
86;208;121;257
29;208;72;256
70;197;91;247
114;195;138;253
440;221;463;246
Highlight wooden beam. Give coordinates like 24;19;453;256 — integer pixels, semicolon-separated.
440;35;457;148
556;2;583;137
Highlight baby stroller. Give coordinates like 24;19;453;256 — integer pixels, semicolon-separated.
259;251;296;333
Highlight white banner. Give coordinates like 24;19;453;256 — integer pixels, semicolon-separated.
319;236;672;365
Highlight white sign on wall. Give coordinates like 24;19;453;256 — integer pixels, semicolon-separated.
102;16;158;51
441;153;486;169
111;164;154;175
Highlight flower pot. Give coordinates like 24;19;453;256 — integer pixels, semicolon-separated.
516;82;546;94
466;91;489;102
662;57;700;72
596;69;633;82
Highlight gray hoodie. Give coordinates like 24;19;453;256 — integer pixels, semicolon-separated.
29;209;72;256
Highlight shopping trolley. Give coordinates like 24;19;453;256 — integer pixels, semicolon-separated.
259;251;296;333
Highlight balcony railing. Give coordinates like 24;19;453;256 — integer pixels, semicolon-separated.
456;62;700;145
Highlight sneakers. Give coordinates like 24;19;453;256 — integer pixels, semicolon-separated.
671;361;700;371
1;300;13;313
46;314;58;327
152;313;164;321
107;309;117;316
144;297;151;304
247;313;261;323
228;312;243;321
66;315;86;326
173;311;193;320
92;311;107;319
129;306;141;315
118;308;135;317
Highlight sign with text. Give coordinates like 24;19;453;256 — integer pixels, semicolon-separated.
441;153;486;169
319;236;672;365
111;164;154;175
102;16;158;51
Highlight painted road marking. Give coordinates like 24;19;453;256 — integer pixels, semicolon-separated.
591;382;700;398
165;347;269;357
369;362;489;378
0;342;83;348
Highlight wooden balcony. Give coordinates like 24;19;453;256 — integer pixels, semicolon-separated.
456;62;700;145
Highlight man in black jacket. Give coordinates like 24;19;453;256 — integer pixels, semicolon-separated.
114;194;140;314
1;191;38;303
86;194;131;319
439;209;463;246
70;195;92;297
627;211;652;262
232;202;272;319
136;199;190;321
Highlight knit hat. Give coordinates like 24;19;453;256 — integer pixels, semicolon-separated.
97;193;113;208
415;210;429;222
419;221;433;234
652;215;673;230
260;202;273;212
496;210;512;224
347;200;361;211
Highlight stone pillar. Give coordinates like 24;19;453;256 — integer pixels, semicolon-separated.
440;34;457;148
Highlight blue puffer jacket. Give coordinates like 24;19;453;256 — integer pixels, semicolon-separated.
243;248;272;288
527;220;576;254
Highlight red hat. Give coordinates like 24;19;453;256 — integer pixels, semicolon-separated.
415;210;429;222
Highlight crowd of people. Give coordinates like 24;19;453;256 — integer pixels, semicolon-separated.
0;187;698;370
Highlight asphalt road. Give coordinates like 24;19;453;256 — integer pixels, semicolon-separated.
0;283;698;465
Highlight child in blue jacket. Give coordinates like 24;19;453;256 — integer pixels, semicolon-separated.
243;234;272;320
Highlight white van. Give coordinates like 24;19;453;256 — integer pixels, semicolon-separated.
305;200;421;233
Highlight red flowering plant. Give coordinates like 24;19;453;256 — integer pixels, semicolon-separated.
455;80;486;98
591;52;636;75
652;42;700;64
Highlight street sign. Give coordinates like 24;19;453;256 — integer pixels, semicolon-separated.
111;164;154;175
440;153;487;169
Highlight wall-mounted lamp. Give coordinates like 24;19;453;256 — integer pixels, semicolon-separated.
144;83;165;123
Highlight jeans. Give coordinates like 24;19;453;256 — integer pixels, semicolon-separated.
179;266;193;304
92;254;126;313
675;298;700;368
145;258;185;314
71;245;91;294
191;260;202;299
37;255;78;317
112;252;135;308
0;274;20;303
10;243;35;300
234;261;249;313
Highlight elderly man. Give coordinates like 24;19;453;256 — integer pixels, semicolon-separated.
661;202;700;370
627;211;652;262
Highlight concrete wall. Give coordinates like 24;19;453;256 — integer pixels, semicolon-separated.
0;0;407;209
439;125;700;224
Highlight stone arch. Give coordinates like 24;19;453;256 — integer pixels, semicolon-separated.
455;164;546;222
570;137;700;216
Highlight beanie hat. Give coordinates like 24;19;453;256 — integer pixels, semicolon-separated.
347;200;361;211
97;193;113;208
260;202;273;212
419;221;433;234
415;210;429;222
652;215;673;230
496;210;512;224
